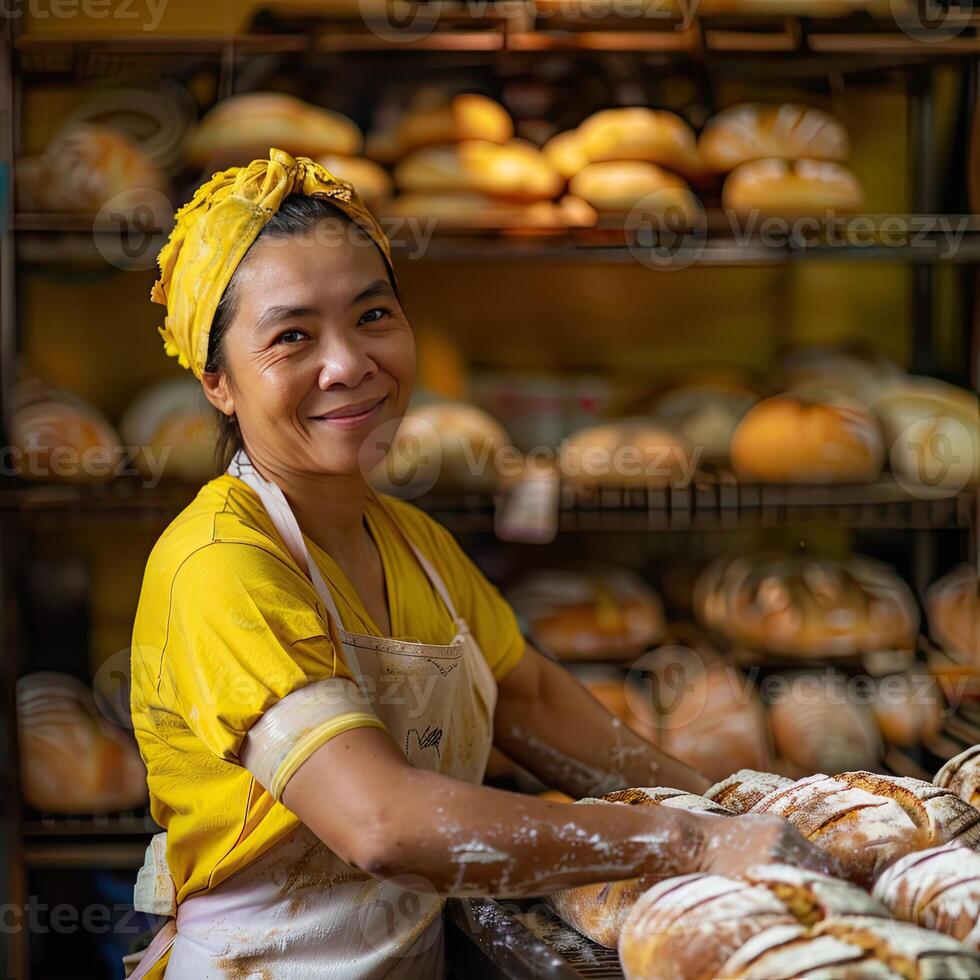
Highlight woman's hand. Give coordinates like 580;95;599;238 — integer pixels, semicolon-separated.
693;812;840;879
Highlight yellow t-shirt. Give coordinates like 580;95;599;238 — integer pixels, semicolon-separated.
130;473;525;907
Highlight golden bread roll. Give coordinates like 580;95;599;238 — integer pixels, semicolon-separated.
693;553;919;660
548;788;734;947
7;378;122;484
870;672;944;748
768;676;883;774
649;384;757;464
315;153;393;209
560;418;695;488
698;103;850;173
568;161;699;217
723;158;864;219
705;769;794;814
749;773;922;885
618;867;883;980
394;139;563;202
576;107;704;178
873;843;980;949
119;376;217;481
926;565;980;663
380;191;595;229
873;377;980;492
507;564;665;662
16;123;170;220
934;745;980;810
538;789;575;803
730;393;884;484
186;92;361;167
542;128;590;180
18;672;148;813
369;400;515;493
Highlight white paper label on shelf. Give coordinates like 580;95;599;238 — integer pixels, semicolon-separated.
495;468;560;544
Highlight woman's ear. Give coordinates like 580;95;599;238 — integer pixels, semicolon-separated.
200;371;235;419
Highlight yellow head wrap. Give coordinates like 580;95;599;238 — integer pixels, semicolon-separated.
150;147;396;379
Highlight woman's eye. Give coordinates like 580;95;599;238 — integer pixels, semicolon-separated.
359;307;389;325
275;329;306;345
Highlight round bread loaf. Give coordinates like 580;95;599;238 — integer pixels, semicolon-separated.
543;128;590;180
723;157;863;219
648;384;757;464
749;773;921;885
870;672;944;748
393;139;563;202
315;153;393;209
705;769;795;814
697;103;850;173
934;745;980;810
185;92;362;167
769;674;884;774
560;418;695;488
568;161;699;217
546;788;734;947
730;393;884;484
926;565;980;663
873;843;980;949
693;553;919;661
507;564;665;662
380;191;595;229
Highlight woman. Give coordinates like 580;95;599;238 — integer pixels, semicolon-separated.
129;148;830;979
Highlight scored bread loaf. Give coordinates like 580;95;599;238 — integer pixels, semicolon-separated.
870;672;944;748
749;773;921;885
705;769;794;814
697;103;850;173
926;565;980;663
618;865;885;980
568;161;699;217
730;393;884;484
722;158;863;219
934;745;980;810
873;843;980;949
547;788;734;947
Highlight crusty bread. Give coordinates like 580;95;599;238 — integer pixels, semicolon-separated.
568;161;699;217
870;672;944;748
648;384;757;464
769;674;884;774
705;769;794;814
873;843;980;949
926;565;980;663
380;191;595;229
693;553;919;661
185;92;362;167
542;128;589;180
547;788;733;948
749;774;921;885
698;103;850;173
507;564;665;663
723;157;863;219
393;139;563;202
315;153;393;209
934;745;980;810
730;393;884;484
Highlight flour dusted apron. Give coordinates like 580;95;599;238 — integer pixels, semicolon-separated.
129;449;498;979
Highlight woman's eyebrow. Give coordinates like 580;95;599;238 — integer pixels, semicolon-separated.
350;279;393;306
253;305;313;333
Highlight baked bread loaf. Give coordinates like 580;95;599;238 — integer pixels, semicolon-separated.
7;378;122;484
698;103;850;173
576;107;703;177
568;161;699;218
315;153;393;210
873;843;980;949
506;564;665;662
873;377;980;492
769;675;883;774
926;566;980;663
775;345;902;407
543;128;590;180
618;866;884;980
723;158;863;219
730;393;884;484
369;400;515;493
749;773;921;885
186;93;362;167
706;769;794;814
547;788;733;948
380;191;595;229
693;553;919;661
648;384;757;464
560;419;695;488
18;672;148;813
119;376;217;481
870;672;944;748
934;745;980;809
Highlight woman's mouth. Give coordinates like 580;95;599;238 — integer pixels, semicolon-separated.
310;395;387;430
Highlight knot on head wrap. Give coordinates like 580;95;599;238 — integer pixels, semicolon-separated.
150;147;396;379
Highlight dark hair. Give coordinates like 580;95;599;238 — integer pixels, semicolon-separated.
205;195;399;472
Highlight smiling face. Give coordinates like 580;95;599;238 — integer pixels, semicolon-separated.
202;219;415;480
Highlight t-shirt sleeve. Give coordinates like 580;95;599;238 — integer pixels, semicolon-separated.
159;542;385;798
415;512;527;682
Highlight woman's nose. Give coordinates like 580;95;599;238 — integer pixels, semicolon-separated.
314;334;377;390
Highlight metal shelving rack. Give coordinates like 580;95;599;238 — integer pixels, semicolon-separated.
1;6;978;978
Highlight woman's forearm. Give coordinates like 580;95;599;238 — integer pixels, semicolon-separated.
494;647;711;798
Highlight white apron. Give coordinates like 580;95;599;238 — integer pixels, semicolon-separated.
128;449;499;979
